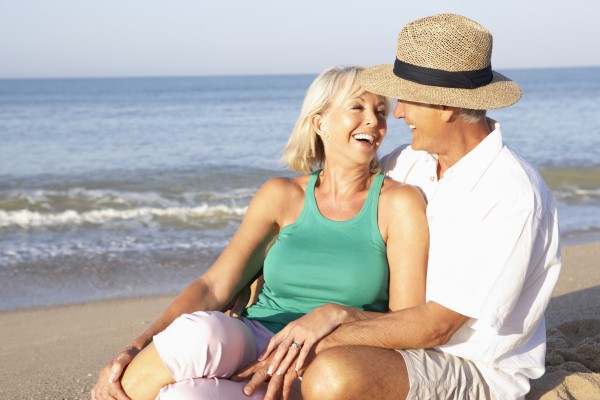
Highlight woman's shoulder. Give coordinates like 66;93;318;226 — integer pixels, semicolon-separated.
379;177;426;212
380;176;422;196
378;177;428;240
261;175;310;193
255;175;310;225
255;175;310;206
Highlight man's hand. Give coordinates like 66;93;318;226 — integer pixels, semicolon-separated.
91;348;139;400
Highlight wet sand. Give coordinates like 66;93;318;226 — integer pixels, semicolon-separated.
1;242;599;399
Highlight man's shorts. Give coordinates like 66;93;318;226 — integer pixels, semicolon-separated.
397;348;494;399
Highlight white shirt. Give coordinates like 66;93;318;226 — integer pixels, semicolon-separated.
381;123;561;400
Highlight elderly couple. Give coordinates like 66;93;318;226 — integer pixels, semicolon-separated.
92;14;561;400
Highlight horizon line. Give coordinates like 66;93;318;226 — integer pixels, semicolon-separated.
1;64;599;81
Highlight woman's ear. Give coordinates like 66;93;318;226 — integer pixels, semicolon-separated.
311;114;327;136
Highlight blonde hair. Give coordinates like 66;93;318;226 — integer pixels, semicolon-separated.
282;65;390;173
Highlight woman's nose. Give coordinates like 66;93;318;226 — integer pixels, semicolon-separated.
365;109;377;125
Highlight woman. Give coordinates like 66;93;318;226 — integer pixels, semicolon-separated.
91;66;429;400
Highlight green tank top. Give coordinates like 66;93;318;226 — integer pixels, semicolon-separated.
244;171;389;333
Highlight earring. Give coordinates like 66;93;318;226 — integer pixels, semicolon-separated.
321;132;330;140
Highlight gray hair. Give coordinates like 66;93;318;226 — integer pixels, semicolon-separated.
458;108;487;124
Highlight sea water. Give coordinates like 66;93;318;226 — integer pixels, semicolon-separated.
1;67;599;310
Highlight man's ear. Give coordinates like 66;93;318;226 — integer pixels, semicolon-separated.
440;106;458;122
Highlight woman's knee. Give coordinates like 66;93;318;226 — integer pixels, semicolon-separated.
157;312;239;356
167;312;232;343
153;311;257;380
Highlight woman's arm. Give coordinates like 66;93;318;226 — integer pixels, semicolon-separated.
381;181;429;312
91;177;294;400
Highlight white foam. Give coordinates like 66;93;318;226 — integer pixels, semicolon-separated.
0;233;232;264
0;204;248;229
1;186;255;206
552;187;600;202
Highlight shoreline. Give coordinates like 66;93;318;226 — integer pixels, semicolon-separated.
3;231;599;315
1;242;599;399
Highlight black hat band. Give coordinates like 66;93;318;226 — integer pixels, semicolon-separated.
393;59;493;89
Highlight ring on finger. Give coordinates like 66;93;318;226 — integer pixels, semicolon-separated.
290;342;302;350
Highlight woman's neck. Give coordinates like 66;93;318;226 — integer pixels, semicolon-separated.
317;163;373;199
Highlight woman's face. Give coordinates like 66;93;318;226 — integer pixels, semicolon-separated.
316;89;388;167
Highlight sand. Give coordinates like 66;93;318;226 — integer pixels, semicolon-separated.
527;243;600;399
1;243;599;400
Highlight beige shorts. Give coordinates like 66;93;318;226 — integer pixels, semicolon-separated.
397;348;494;400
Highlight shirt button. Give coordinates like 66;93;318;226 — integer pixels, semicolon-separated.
430;176;435;181
428;215;434;221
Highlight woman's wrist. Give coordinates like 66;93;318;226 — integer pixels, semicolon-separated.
127;336;151;352
321;303;353;325
331;304;377;325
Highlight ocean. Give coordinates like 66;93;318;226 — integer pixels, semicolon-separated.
1;67;599;311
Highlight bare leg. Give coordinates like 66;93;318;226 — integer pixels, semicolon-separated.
121;343;174;400
301;345;409;400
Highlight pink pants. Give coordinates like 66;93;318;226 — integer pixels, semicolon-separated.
152;311;275;399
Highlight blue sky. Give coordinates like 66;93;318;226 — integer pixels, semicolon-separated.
0;0;598;79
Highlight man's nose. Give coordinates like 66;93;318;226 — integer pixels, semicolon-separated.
393;100;405;119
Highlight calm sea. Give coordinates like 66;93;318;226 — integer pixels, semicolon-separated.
1;67;599;311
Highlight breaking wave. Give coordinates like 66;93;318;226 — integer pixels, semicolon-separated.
0;204;247;229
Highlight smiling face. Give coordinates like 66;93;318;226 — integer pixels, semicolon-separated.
393;100;447;153
314;88;388;168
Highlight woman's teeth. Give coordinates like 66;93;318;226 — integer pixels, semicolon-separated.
353;133;375;143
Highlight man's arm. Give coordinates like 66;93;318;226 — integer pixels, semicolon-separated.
238;301;469;400
316;300;470;354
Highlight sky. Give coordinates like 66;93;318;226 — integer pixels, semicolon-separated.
0;0;598;79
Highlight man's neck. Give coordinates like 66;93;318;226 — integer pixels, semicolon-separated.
437;118;493;179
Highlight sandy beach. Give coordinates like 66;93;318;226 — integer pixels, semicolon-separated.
1;242;599;400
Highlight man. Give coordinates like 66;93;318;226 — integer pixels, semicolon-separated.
300;13;561;400
242;13;561;400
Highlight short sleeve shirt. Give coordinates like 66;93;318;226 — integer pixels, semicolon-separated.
381;123;562;400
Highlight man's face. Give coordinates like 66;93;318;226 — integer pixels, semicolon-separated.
393;100;446;153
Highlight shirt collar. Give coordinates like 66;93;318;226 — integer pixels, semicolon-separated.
441;120;504;192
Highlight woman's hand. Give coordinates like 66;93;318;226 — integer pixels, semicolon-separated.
259;303;353;376
91;347;139;400
235;350;306;400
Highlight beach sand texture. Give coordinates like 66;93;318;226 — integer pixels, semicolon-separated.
1;243;599;399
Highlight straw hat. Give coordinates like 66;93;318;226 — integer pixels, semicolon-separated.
360;14;521;110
